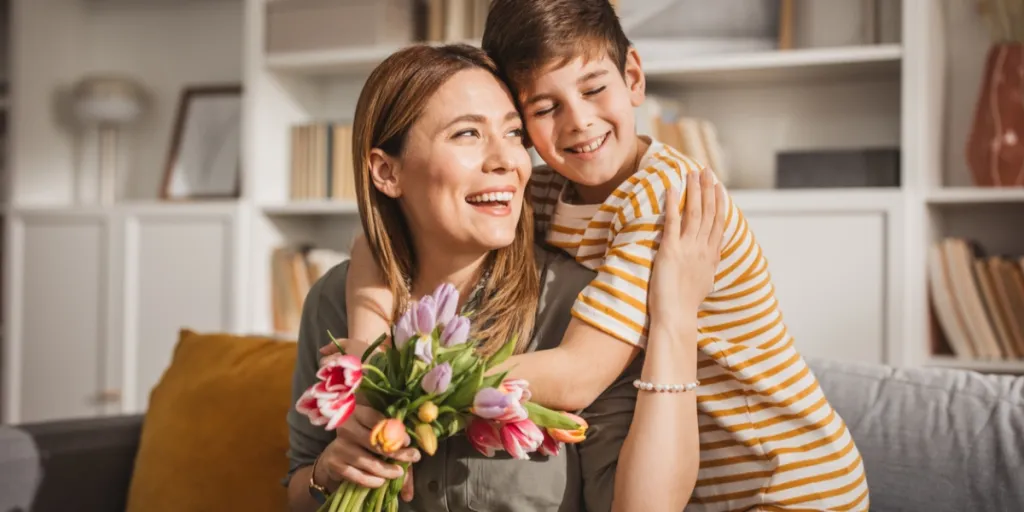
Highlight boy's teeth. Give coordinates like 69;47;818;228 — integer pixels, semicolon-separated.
467;191;514;203
570;135;605;154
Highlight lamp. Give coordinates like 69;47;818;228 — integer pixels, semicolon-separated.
71;74;148;205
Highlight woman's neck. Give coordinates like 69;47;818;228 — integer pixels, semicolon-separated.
409;244;490;310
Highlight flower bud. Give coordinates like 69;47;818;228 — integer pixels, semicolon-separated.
370;418;410;454
417;401;439;423
440;316;470;347
547;412;588;444
432;283;459;326
421;363;452;395
415;423;438;456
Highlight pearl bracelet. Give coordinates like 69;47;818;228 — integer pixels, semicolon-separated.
633;379;700;393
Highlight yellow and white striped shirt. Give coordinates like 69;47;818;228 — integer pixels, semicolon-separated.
530;138;869;511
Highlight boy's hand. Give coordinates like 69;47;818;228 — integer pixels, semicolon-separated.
649;168;726;320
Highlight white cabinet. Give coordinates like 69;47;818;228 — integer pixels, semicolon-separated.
743;210;890;364
2;204;246;423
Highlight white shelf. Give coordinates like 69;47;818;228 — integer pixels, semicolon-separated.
644;44;903;86
926;187;1024;205
730;188;902;213
923;356;1024;374
265;42;902;85
265;40;480;77
261;200;359;216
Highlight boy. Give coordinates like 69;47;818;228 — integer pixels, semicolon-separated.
346;0;868;509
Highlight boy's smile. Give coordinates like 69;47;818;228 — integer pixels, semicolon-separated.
520;48;648;204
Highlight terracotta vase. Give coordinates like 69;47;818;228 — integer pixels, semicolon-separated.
966;43;1024;187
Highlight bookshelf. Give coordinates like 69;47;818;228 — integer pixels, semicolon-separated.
238;0;1024;374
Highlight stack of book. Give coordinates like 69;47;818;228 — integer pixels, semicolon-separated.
289;122;356;201
424;0;490;42
270;246;349;336
638;96;730;185
929;237;1024;360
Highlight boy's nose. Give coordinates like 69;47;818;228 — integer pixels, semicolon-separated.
566;103;595;132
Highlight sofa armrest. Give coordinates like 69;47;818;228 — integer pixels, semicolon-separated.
18;414;144;512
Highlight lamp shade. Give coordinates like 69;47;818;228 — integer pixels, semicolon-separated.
71;75;148;126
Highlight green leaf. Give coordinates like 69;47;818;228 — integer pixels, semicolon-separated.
361;332;389;363
441;412;467;437
358;387;389;412
405;359;428;389
446;362;484;411
450;348;478;376
480;369;510;390
386;346;403;385
485;333;517;370
524;402;580;430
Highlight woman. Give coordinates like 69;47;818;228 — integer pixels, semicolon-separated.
285;43;723;512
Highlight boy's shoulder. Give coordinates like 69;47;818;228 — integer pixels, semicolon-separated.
621;139;707;196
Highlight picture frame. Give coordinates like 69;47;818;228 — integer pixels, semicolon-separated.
160;84;243;200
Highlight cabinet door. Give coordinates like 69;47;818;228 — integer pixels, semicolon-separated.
5;214;110;423
743;212;887;364
116;210;240;413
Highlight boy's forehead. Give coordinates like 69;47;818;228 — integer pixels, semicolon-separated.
517;53;616;94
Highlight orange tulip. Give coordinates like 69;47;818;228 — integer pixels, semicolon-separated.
370;418;410;454
547;412;587;444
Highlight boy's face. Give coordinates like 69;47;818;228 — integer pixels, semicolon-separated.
518;48;646;191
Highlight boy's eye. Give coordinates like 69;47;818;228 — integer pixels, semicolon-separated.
533;105;555;117
583;85;606;96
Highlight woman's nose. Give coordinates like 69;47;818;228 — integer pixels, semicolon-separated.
483;139;519;175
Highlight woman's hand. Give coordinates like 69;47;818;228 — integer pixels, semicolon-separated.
649;168;726;321
313;404;420;501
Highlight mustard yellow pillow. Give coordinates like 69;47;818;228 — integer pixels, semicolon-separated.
126;329;297;512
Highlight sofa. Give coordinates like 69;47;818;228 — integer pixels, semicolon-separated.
4;330;1024;511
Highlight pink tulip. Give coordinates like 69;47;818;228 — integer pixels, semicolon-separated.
467;417;503;457
313;353;362;398
432;283;459;326
318;393;356;430
501;379;532;403
548;412;588;444
539;430;561;457
500;420;545;460
295;389;329;426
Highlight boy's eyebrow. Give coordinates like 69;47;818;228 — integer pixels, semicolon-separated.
442;111;521;130
523;70;610;106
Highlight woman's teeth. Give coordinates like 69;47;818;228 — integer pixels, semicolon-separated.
568;134;606;154
466;191;514;204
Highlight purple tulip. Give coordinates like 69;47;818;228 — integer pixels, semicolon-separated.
440;316;470;347
421;362;453;394
414;336;433;363
473;388;513;420
432;283;459;326
413;296;438;335
394;309;415;349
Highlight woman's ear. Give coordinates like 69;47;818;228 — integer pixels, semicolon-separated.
368;148;401;198
624;47;646;108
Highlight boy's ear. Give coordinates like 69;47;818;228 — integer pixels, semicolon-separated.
623;47;646;107
368;148;402;198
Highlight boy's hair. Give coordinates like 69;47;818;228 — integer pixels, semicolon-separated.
481;0;631;96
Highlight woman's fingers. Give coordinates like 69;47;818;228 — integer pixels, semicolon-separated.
321;443;389;488
337;441;406;481
663;185;683;241
682;169;703;240
699;168;717;240
400;464;415;502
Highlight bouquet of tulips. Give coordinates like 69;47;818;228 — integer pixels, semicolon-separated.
296;283;588;512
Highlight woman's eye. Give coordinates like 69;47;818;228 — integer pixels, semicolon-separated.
453;128;480;138
508;127;524;138
584;85;606;96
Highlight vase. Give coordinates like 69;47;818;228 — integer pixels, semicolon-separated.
966;43;1024;187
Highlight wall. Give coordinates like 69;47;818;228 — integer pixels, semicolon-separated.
10;0;243;205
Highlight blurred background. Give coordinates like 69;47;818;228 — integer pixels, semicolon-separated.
0;0;1023;503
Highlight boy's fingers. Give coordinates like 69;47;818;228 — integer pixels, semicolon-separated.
663;185;682;240
699;169;716;239
710;183;727;248
683;170;703;240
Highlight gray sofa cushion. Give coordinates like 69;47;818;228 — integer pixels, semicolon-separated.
809;358;1024;512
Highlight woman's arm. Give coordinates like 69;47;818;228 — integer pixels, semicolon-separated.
610;170;726;511
345;236;394;350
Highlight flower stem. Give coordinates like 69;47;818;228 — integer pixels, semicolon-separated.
335;482;355;512
348;485;371;512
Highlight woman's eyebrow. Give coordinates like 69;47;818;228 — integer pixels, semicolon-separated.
442;111;520;130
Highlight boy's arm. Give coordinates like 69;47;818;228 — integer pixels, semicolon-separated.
345;235;394;352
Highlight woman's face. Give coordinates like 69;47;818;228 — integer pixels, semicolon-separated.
376;69;533;254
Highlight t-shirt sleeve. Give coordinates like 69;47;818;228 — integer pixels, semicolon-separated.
528;165;564;237
570;157;743;348
283;260;351;486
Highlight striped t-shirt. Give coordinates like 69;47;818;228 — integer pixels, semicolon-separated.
530;138;869;511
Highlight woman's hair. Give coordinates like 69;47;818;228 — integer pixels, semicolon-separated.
352;43;538;356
